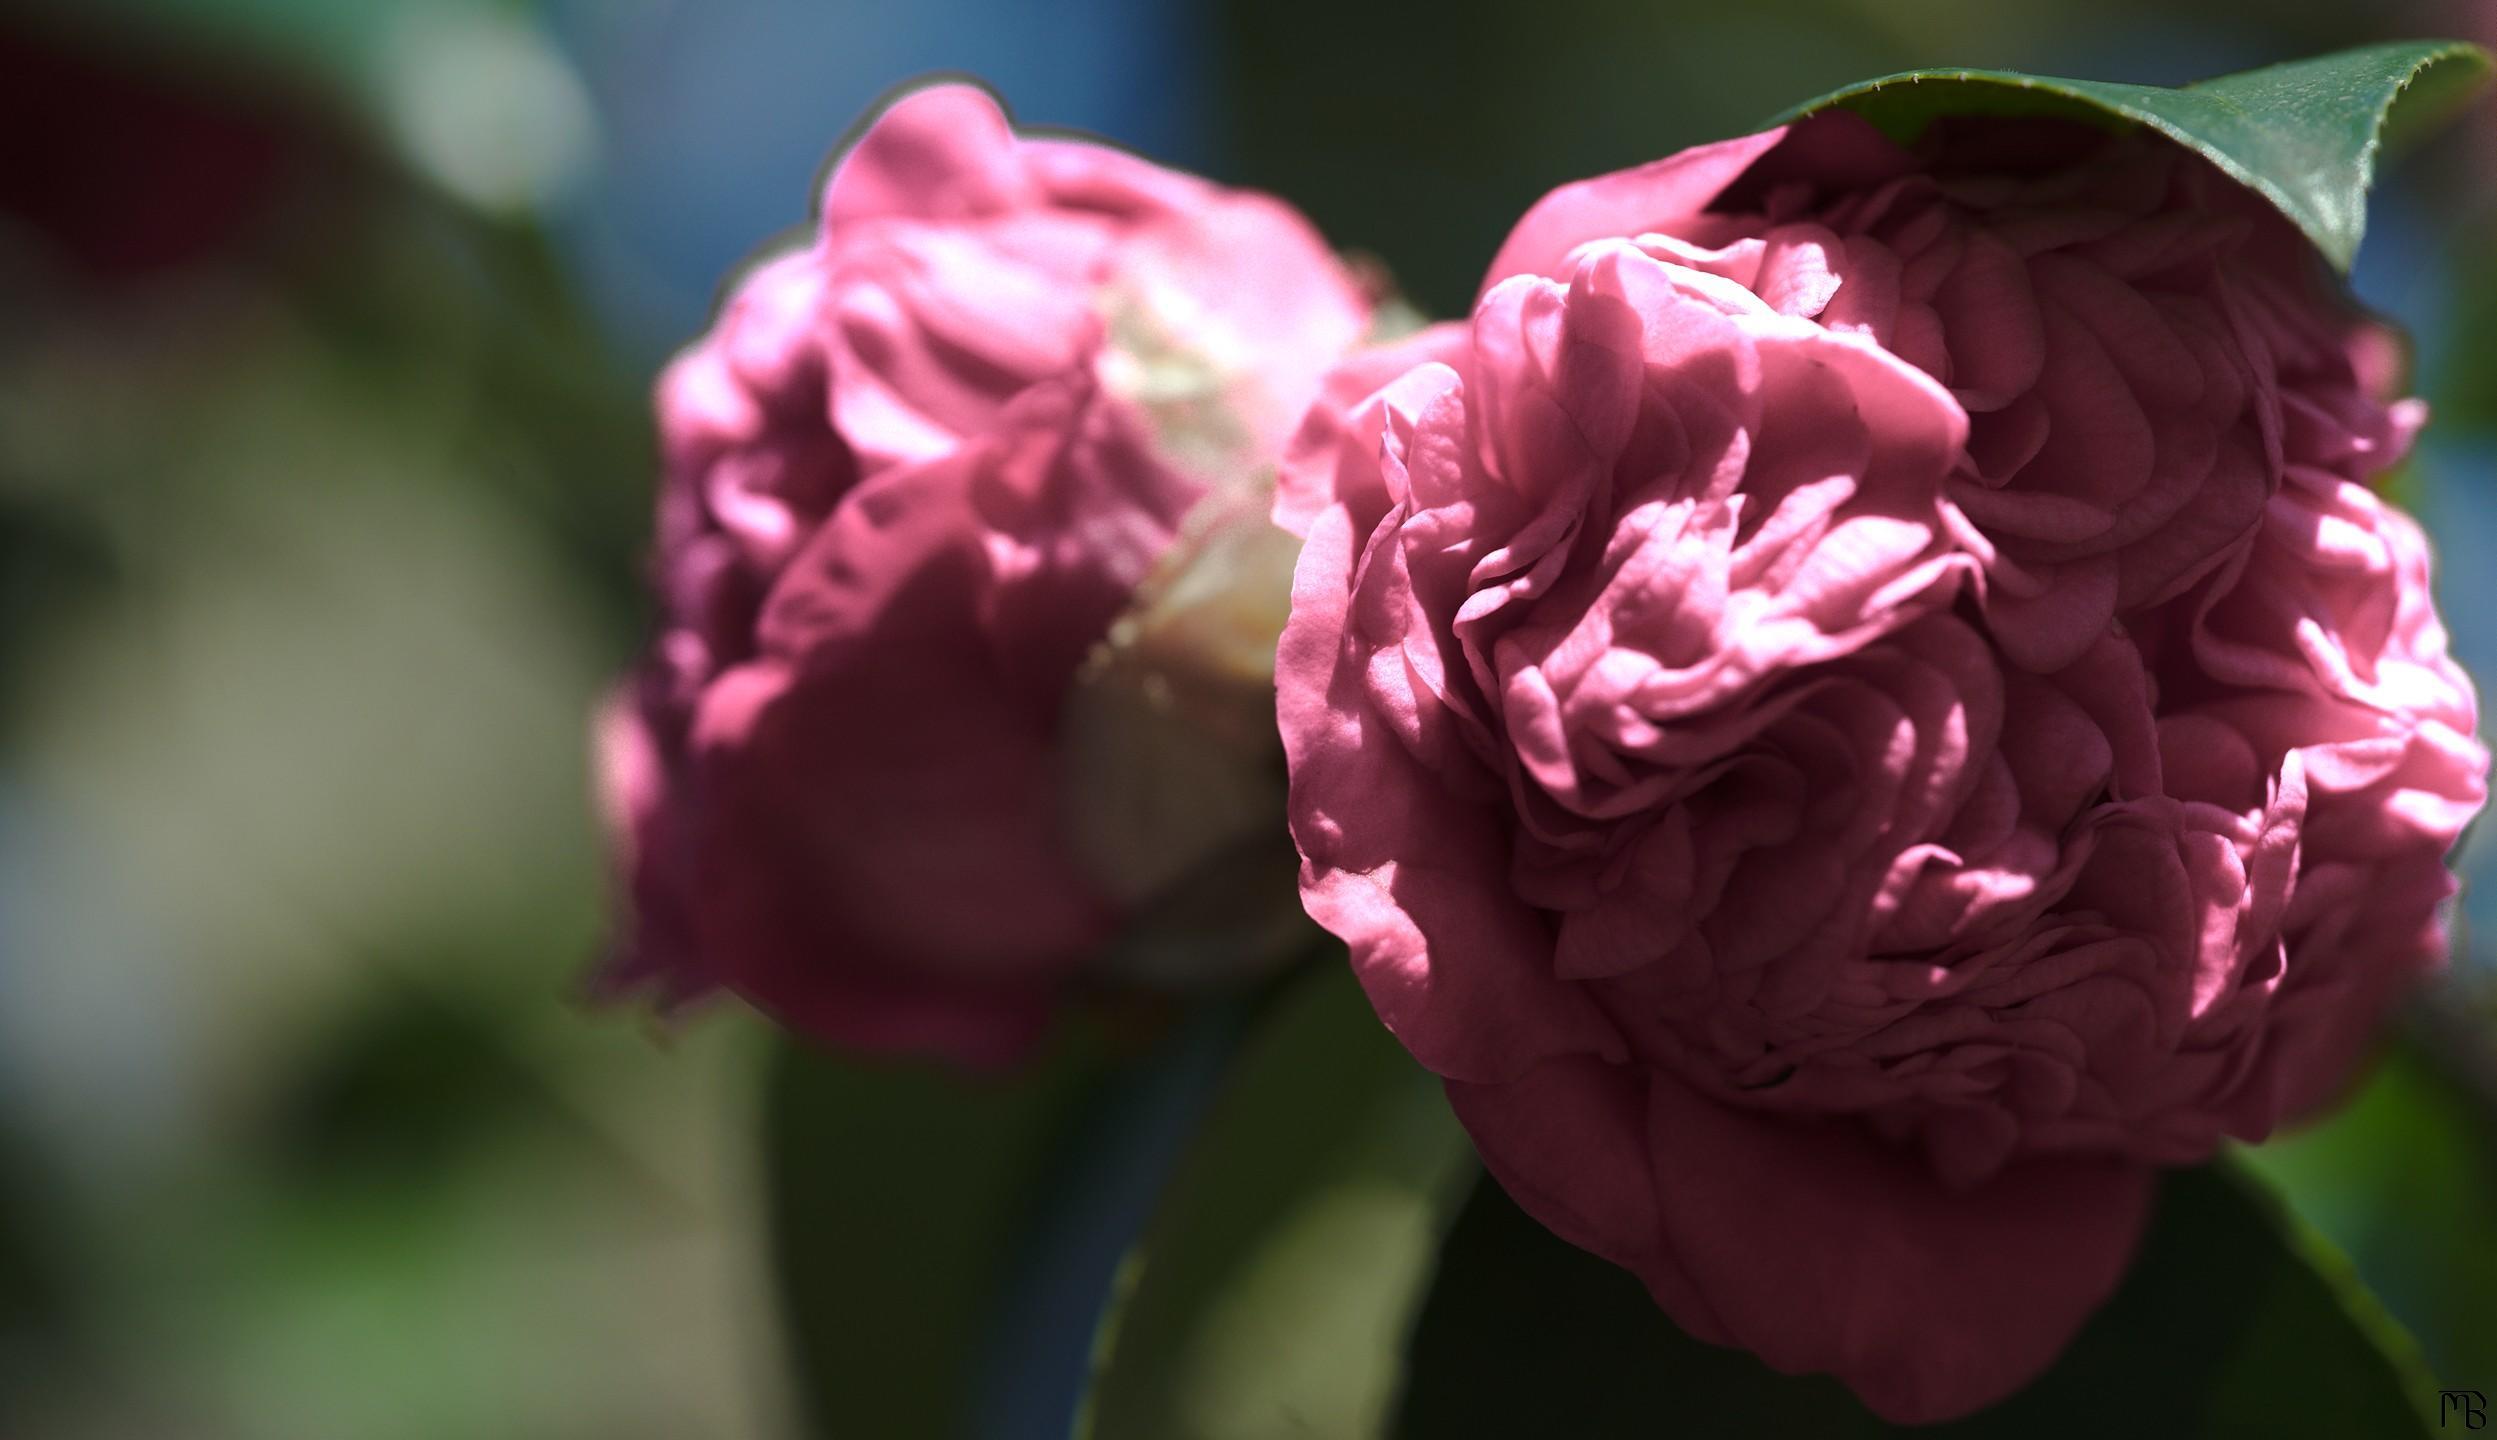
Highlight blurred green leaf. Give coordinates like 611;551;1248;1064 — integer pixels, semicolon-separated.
2435;216;2497;438
766;1036;1115;1440
1396;1159;2433;1437
1081;964;1475;1440
2244;1033;2497;1392
1774;40;2492;272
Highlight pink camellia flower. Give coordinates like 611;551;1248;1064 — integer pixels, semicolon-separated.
2147;447;2486;1130
1486;113;2407;672
600;82;1368;1065
1276;114;2484;1422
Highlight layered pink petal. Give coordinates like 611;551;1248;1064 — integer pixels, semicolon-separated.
603;83;1369;1064
1280;110;2483;1422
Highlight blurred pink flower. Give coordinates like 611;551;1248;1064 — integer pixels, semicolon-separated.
1276;114;2485;1422
601;83;1367;1065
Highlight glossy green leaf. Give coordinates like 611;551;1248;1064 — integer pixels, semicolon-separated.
1080;963;1477;1440
1396;1158;2435;1437
1773;40;2492;272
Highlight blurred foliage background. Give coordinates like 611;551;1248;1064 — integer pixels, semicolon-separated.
2;1;2495;1436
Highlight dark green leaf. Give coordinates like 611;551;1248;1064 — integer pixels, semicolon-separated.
1394;1179;1877;1439
1773;40;2492;272
2242;1030;2497;1394
1397;1158;2434;1437
2433;215;2497;438
1080;963;1477;1439
764;1033;1111;1440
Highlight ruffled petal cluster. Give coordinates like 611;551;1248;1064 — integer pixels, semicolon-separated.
603;84;1367;1063
1277;113;2485;1421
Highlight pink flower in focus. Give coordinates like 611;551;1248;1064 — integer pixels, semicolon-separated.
1276;116;2484;1422
2148;447;2485;1131
601;83;1368;1065
1487;114;2408;671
